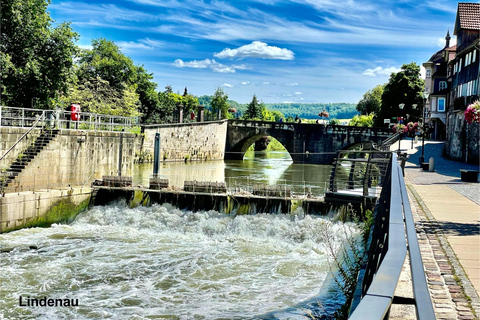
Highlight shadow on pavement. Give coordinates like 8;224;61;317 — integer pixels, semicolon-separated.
405;142;480;179
420;220;480;237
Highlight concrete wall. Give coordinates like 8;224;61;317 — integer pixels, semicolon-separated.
0;187;91;233
445;111;479;164
0;128;43;170
142;120;228;162
1;129;137;192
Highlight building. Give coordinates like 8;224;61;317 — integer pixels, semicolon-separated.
422;31;456;140
445;2;479;164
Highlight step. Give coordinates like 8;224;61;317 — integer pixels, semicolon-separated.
10;164;25;170
12;159;31;166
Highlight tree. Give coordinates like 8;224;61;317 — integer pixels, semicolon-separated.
136;66;160;124
356;85;384;116
375;63;425;126
349;114;374;127
211;87;230;119
244;94;264;120
66;76;140;116
1;0;79;109
70;39;164;119
76;38;137;91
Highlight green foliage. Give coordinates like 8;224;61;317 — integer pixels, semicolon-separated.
1;0;79;109
136;66;160;124
265;103;358;120
375;63;425;126
356;85;384;116
349;114;374;127
329;119;341;125
65;76;140;116
211;87;230;119
261;108;285;121
76;38;137;91
244;95;265;120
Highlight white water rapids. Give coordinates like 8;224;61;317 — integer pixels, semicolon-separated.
0;202;359;319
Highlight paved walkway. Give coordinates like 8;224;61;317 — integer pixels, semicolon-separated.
390;139;479;320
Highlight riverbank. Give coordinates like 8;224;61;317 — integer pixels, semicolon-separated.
389;139;479;320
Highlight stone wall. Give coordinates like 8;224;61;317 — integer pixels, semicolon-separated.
1;129;137;192
142;120;228;162
445;111;479;164
0;187;91;233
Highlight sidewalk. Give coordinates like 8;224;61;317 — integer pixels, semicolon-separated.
392;138;480;320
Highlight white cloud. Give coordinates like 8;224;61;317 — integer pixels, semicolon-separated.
117;41;154;52
173;59;240;73
284;82;299;86
221;83;233;88
437;37;457;48
294;92;303;95
214;41;294;60
241;81;251;85
362;66;400;77
262;82;270;85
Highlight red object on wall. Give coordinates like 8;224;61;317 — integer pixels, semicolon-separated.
190;112;195;120
71;104;80;121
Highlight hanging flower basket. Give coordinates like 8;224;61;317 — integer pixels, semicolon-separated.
318;110;329;118
465;101;480;124
393;123;407;134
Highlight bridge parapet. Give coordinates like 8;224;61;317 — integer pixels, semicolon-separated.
226;120;395;164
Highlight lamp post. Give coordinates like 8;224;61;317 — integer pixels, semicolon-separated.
411;104;417;149
419;93;429;165
397;103;405;154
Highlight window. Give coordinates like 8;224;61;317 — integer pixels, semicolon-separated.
459;58;462;72
439;81;447;90
473;50;477;63
426;69;431;78
438;98;445;112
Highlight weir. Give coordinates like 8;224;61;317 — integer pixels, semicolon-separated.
91;186;376;217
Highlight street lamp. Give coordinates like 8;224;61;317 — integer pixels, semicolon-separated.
397;103;405;154
419;93;430;165
411;104;417;149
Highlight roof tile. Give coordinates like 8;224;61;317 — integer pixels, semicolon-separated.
458;3;480;30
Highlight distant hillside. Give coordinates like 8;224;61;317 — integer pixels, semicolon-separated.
197;96;358;119
265;103;358;120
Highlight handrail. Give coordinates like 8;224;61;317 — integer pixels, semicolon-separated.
348;153;436;319
0;112;45;162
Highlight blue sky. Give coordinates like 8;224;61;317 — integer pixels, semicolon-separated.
48;0;473;104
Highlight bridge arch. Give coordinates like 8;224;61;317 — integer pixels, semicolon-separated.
225;131;295;161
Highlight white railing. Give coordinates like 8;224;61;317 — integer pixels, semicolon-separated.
0;106;135;132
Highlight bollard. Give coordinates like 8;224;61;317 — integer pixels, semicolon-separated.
429;157;435;172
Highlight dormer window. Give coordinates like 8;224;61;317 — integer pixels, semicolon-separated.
426;69;431;78
439;81;447;90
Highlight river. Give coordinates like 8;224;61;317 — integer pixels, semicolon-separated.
133;151;333;197
0;151;358;319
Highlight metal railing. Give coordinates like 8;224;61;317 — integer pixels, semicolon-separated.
329;151;392;197
349;153;436;319
0;106;135;132
0;112;45;162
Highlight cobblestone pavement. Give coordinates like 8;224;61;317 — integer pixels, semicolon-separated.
391;140;479;320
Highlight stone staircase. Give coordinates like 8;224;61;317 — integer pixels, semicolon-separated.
1;129;59;191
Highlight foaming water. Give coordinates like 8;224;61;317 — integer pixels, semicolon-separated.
0;202;358;319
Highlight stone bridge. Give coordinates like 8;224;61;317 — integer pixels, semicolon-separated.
225;120;393;164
